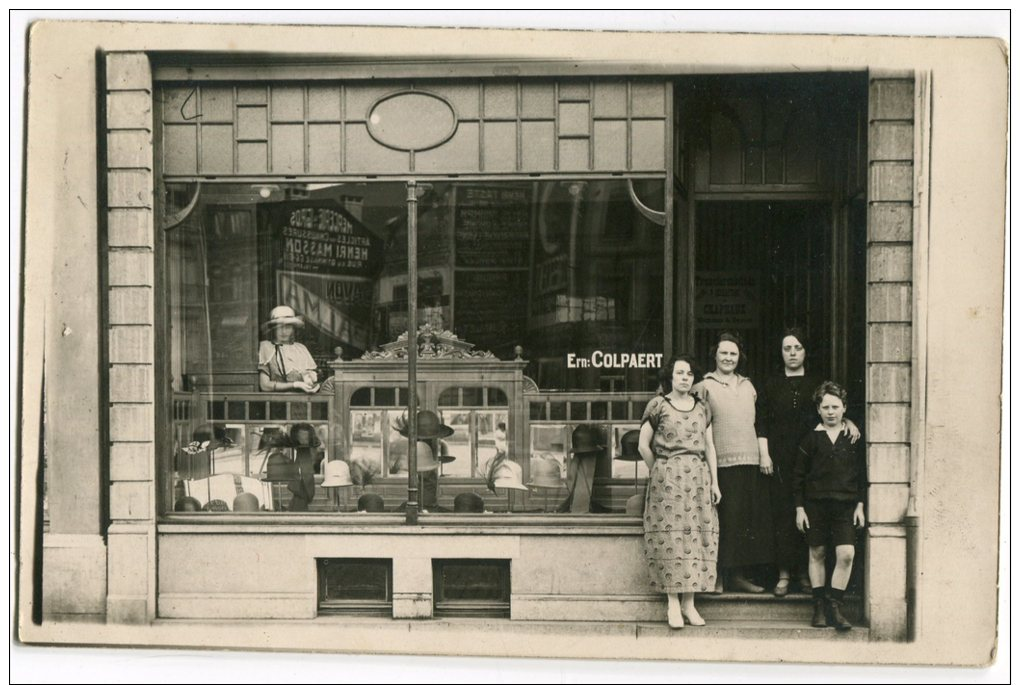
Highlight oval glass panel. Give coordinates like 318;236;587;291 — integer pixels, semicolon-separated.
367;91;457;151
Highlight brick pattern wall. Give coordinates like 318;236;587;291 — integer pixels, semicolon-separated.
865;73;915;641
105;52;156;623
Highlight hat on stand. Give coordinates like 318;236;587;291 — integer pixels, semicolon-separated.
414;441;440;472
489;459;529;491
569;425;604;456
321;460;354;487
357;493;386;512
394;410;455;440
527;457;563;488
233;492;261;512
437;440;456;464
453;492;486;513
264;453;298;482
616;430;643;462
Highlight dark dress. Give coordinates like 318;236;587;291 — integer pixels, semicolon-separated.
756;373;823;571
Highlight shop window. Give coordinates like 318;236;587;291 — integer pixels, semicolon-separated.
317;558;393;616
162;178;664;516
432;559;510;618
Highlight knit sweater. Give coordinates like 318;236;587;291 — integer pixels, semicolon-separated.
692;371;760;468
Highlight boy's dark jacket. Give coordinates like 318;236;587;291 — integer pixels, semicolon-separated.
792;426;868;507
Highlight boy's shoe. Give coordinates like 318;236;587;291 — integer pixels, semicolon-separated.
811;599;828;628
828;599;853;631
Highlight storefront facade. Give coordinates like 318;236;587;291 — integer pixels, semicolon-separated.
21;23;1005;664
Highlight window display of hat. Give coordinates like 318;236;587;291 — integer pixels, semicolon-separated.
569;424;604;455
232;492;261;512
393;410;455;440
453;492;486;513
321;460;354;487
357;493;385;512
616;430;642;462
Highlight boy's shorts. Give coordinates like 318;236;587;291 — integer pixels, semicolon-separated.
804;499;858;547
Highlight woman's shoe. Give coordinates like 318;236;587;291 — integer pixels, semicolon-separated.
667;603;685;629
773;578;790;597
732;575;765;593
681;607;706;626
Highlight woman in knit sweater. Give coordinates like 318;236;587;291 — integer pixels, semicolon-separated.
692;332;774;593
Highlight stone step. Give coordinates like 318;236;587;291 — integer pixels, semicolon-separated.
697;592;864;623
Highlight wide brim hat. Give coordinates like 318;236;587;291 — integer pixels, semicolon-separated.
527;457;563;488
437;440;456;464
491;460;529;491
263;305;305;330
616;430;642;462
569;425;604;455
322;460;354;487
191;423;235;450
395;410;455;440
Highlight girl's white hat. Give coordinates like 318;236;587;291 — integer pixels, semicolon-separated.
264;305;304;329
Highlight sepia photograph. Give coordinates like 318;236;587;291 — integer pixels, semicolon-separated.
11;10;1009;682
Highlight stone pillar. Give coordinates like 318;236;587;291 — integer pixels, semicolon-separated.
105;52;157;624
39;44;108;622
865;72;915;641
392;556;433;619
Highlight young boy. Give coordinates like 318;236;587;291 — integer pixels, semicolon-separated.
793;381;867;631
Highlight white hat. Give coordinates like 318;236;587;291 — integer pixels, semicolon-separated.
321;460;353;488
491;460;529;491
527;457;562;489
264;305;304;330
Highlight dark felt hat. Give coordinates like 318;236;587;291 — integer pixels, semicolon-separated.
174;496;202;512
569;424;604;455
616;430;643;462
395;410;455;440
453;492;485;513
263;453;298;482
357;493;386;513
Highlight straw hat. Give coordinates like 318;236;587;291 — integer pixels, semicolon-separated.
321;460;354;487
415;441;440;472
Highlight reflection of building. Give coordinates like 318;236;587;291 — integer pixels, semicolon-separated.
21;22;1005;662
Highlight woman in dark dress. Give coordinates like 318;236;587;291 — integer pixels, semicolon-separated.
755;328;859;595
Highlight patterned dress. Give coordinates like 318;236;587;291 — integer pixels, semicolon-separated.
641;394;720;593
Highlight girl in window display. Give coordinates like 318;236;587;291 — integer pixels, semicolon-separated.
258;305;333;394
639;355;721;629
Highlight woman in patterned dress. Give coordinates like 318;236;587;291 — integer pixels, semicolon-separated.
639;354;721;629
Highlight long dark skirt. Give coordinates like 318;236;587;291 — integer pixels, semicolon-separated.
717;465;775;569
770;447;806;571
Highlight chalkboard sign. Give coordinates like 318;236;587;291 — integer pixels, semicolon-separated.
455;186;531;269
454;270;528;354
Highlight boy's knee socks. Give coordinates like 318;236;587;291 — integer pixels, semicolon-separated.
812;587;826;601
829;587;845;602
